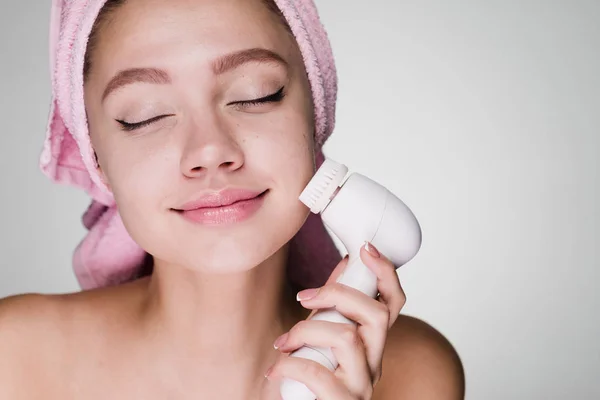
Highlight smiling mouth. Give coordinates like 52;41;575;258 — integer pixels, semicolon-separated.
172;190;268;212
171;190;269;225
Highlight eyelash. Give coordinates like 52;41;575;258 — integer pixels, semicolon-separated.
115;86;286;132
231;86;286;106
115;114;175;132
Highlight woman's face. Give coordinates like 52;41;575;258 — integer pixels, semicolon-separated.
84;0;316;273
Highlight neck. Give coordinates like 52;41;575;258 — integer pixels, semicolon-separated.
136;245;308;397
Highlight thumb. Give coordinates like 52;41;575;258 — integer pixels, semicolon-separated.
324;254;349;286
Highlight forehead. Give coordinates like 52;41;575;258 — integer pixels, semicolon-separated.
92;0;295;72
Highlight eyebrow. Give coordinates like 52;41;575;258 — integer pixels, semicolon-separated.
101;48;288;102
212;48;288;75
102;68;170;102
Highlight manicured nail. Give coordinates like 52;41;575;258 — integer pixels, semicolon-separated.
296;288;320;301
364;241;380;258
273;332;289;349
264;365;274;379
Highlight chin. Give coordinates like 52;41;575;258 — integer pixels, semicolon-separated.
143;208;308;274
123;187;311;273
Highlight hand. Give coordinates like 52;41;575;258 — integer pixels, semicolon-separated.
265;242;407;399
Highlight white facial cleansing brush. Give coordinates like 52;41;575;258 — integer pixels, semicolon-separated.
279;159;423;400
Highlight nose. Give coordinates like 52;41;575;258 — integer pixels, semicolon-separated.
180;120;244;178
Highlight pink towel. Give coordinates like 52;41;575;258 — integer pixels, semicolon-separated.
40;0;341;291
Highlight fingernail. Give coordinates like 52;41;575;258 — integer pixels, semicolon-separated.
296;288;320;301
264;365;274;379
364;241;380;258
273;332;289;349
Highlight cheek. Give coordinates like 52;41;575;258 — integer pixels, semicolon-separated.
101;140;179;254
100;137;175;212
247;111;315;219
248;116;314;195
246;99;315;175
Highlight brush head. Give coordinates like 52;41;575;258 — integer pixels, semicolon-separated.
299;159;349;214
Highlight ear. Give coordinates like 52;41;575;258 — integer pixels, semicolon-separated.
94;151;112;192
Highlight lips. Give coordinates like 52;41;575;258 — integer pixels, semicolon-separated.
175;189;267;211
172;189;268;225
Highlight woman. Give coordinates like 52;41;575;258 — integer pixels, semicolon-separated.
0;0;464;398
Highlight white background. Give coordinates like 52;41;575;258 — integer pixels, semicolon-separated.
0;1;598;399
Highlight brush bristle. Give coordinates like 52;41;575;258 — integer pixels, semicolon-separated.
299;159;348;213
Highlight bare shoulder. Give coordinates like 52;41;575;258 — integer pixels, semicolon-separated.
0;292;74;396
0;283;144;397
374;314;465;400
0;292;72;347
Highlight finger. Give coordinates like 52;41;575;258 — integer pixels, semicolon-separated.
297;282;388;380
275;320;372;394
360;242;407;328
267;355;355;400
297;282;390;329
303;254;349;320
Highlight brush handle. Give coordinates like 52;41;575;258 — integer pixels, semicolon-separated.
279;252;378;400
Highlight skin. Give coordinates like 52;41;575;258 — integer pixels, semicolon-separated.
0;0;465;398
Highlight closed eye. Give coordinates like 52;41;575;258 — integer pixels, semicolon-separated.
229;86;285;107
115;114;175;132
115;86;285;131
